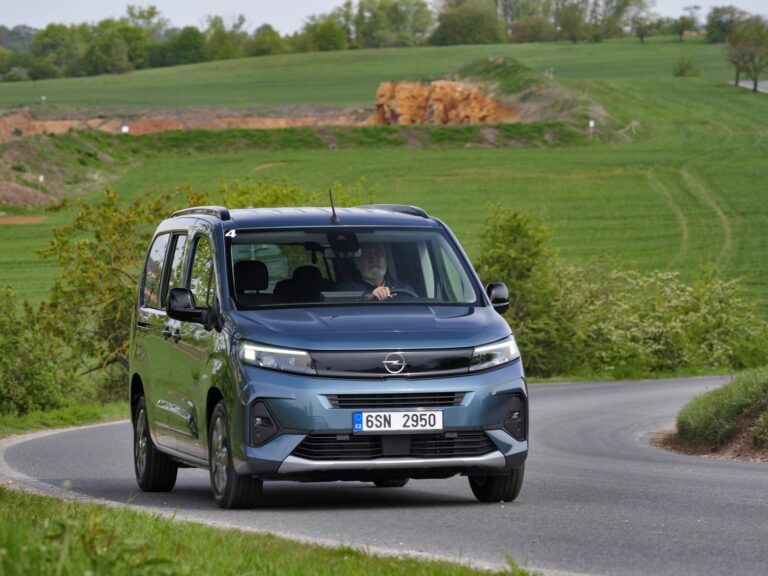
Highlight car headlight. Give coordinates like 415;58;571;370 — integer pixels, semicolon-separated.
469;336;520;372
239;341;316;375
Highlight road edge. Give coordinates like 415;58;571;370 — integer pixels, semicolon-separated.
0;420;595;576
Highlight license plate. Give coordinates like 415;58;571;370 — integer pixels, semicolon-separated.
353;411;443;433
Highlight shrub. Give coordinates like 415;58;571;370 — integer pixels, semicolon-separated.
475;205;768;378
510;16;556;43
0;286;80;415
673;56;700;77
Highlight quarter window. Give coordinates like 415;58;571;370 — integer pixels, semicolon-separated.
141;233;170;309
167;234;188;293
189;236;217;307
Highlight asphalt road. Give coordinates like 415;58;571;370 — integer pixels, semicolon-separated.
3;376;767;576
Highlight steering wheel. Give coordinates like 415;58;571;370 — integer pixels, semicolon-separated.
390;287;419;299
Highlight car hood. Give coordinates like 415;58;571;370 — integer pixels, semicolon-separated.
228;305;510;351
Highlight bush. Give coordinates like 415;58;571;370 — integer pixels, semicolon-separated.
510;16;556;43
475;205;768;378
677;367;768;447
673;57;700;77
0;286;80;415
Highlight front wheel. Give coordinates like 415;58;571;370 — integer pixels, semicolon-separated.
209;401;263;509
133;396;177;492
468;465;524;503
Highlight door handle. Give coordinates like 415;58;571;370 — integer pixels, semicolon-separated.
162;329;173;340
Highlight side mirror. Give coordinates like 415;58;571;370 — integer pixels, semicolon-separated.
167;288;206;324
486;283;509;315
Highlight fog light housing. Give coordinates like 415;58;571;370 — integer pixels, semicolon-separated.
503;394;527;441
251;401;279;446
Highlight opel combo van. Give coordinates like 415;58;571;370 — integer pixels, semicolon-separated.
129;204;528;508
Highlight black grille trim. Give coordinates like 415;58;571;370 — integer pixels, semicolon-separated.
326;392;465;409
291;431;495;461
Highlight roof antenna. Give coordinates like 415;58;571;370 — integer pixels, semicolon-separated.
329;189;341;225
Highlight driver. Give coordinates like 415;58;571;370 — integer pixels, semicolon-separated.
341;242;415;301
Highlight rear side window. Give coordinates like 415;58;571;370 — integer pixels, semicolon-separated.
189;236;217;307
141;233;170;309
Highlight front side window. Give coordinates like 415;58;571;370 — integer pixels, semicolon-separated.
229;228;480;308
141;233;170;309
189;236;217;308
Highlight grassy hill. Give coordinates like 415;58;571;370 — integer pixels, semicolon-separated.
2;36;768;313
0;37;732;111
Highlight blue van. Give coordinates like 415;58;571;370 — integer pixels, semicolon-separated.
129;204;527;508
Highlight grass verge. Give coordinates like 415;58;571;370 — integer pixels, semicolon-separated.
677;367;768;447
0;402;127;440
0;488;530;575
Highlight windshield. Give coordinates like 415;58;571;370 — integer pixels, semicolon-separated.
229;228;480;308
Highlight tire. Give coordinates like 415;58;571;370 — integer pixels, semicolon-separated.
209;401;263;509
373;478;410;488
133;396;178;492
468;465;524;503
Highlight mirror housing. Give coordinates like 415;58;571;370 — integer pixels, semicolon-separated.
167;288;206;325
486;283;509;315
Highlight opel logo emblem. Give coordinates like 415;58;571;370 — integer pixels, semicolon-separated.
383;352;406;375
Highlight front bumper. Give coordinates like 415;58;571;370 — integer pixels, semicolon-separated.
231;361;528;479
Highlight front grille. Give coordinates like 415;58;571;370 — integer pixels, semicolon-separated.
291;431;496;461
326;392;465;409
292;434;381;460
411;431;494;458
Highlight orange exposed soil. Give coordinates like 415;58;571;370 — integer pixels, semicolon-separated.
0;81;519;144
0;214;46;225
0;109;364;143
368;81;518;125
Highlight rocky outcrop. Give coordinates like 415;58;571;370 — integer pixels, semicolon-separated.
367;81;518;125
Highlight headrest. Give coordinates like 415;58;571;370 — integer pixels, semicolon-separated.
235;260;268;292
292;266;322;283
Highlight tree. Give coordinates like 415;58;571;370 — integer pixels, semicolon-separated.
246;24;284;56
353;0;433;48
204;15;247;60
510;15;556;42
725;17;768;91
126;4;169;43
302;18;348;51
672;15;696;42
80;20;133;75
630;13;656;43
554;0;587;43
163;26;207;66
705;5;747;43
430;0;505;45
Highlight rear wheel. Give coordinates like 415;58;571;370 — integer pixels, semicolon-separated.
133;396;177;492
468;465;524;503
373;478;410;488
209;401;263;509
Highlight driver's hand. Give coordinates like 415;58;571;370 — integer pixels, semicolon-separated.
368;286;391;301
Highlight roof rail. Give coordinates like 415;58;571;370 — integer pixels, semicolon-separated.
357;204;429;219
171;206;231;221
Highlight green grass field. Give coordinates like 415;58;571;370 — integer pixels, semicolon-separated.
0;37;732;110
0;488;529;576
2;37;768;312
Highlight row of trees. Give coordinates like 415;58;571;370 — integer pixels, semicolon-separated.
1;2;767;82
